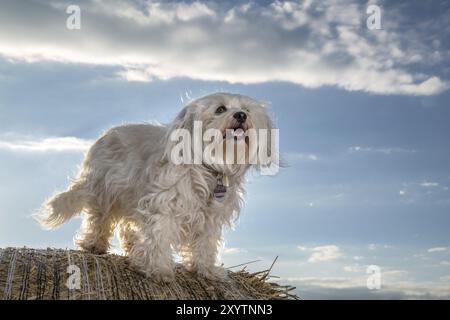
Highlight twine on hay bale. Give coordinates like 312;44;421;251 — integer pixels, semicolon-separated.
0;247;297;300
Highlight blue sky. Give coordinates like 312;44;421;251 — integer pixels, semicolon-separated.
1;0;450;299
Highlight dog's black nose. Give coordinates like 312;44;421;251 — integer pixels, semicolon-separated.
233;111;247;123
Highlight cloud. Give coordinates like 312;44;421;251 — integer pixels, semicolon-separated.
99;1;216;25
286;276;361;289
345;265;406;277
117;68;154;82
308;245;342;263
421;181;439;188
383;270;408;278
367;243;394;251
285;277;450;299
344;264;365;273
223;247;247;254
428;247;448;253
298;244;342;262
440;276;450;282
286;152;319;162
348;146;417;155
0;0;448;95
0;136;92;153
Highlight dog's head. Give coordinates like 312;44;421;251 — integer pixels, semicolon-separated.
163;92;277;177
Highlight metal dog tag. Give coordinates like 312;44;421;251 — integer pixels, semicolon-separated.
214;174;228;202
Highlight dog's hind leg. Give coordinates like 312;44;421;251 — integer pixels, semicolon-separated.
117;217;140;255
75;205;116;255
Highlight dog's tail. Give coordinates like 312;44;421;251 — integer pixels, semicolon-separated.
35;182;88;229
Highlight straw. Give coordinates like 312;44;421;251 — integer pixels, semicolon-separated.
0;247;298;300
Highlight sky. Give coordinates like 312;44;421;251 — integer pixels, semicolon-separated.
0;0;450;299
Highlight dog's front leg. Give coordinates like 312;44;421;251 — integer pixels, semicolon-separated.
190;215;228;280
129;213;177;282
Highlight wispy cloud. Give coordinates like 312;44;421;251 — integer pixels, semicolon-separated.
222;247;247;254
367;243;394;251
298;245;342;263
440;276;450;282
286;152;319;162
0;0;448;95
283;277;450;299
428;247;448;253
344;264;365;273
348;146;416;155
421;181;439;188
0;136;93;153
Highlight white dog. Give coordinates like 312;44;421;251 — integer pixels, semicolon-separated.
38;92;276;281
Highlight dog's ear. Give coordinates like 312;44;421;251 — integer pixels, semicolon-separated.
161;106;194;164
172;106;194;132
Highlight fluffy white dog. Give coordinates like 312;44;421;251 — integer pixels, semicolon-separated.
38;92;276;281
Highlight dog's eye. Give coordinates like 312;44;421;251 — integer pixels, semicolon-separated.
215;106;227;114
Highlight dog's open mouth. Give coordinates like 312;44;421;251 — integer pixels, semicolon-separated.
223;123;250;144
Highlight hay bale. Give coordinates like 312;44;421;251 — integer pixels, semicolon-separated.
0;247;296;300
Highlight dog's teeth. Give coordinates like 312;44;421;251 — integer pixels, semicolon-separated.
225;128;245;140
233;129;244;138
230;129;244;142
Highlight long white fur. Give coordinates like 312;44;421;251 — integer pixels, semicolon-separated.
37;92;274;282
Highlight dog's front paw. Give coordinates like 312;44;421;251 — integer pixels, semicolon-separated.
141;267;175;283
196;266;229;281
78;243;108;255
153;270;176;283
